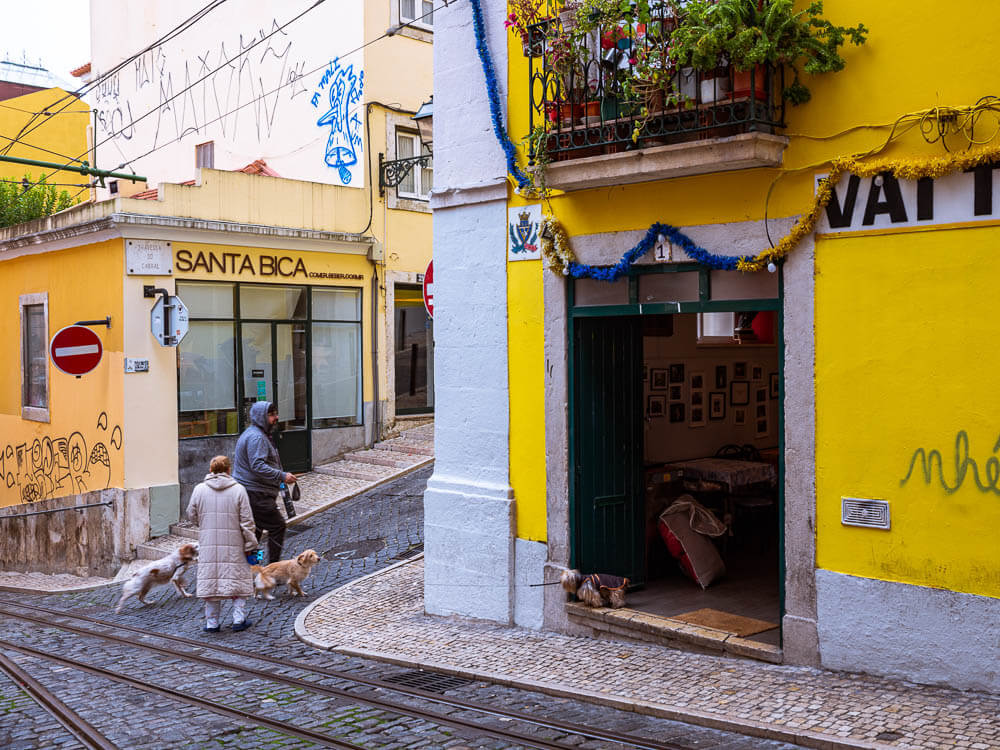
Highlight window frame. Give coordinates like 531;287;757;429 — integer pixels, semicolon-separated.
195;140;215;169
394;129;432;201
176;281;366;439
398;0;434;29
20;292;49;423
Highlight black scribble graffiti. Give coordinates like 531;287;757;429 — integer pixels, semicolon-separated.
0;413;122;505
93;17;309;156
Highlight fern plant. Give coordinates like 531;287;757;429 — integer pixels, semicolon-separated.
669;0;867;104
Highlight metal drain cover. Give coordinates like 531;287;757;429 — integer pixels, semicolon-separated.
393;543;423;560
322;538;385;560
382;670;472;693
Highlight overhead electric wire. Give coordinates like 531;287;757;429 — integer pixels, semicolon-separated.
0;0;230;157
12;0;441;212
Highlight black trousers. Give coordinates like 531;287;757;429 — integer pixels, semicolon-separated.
247;490;286;564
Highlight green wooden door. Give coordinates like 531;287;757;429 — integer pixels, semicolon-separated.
572;316;644;583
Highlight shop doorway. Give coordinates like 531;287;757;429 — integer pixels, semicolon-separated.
569;265;783;645
241;321;310;472
394;284;434;414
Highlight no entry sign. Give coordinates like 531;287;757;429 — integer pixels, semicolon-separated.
422;260;434;319
50;325;103;376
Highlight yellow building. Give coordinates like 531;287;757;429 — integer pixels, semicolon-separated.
424;0;999;692
0;1;434;576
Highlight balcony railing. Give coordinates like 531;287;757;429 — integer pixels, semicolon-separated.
525;9;787;166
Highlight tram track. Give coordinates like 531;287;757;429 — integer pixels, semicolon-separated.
0;649;117;750
0;600;689;750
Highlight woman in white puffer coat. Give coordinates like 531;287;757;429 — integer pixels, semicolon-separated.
186;455;257;632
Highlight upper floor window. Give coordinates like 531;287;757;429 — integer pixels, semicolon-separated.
196;141;215;169
20;293;49;422
395;131;432;200
400;0;433;27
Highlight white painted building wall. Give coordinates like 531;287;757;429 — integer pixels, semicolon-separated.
87;0;365;191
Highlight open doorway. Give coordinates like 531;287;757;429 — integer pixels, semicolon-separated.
569;266;782;647
635;311;780;645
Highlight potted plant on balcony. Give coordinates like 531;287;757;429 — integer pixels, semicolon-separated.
506;0;553;57
669;0;867;105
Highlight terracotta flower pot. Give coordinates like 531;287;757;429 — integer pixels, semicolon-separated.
733;66;768;101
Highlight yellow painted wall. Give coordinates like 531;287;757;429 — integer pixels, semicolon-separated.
0;240;124;507
174;241;376;404
508;258;547;541
503;1;1000;565
0;88;90;189
815;226;1000;599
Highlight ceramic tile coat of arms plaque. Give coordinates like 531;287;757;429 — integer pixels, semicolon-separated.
508;204;542;261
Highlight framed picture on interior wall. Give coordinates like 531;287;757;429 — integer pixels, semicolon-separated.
669;403;685;423
733;361;748;379
647;395;666;418
756;403;767;419
730;380;750;406
734;408;746;425
643;367;648;382
668;385;683;401
715;365;727;389
669;363;685;384
751;363;764;382
690;372;704;390
690;407;706;427
709;391;726;420
756;417;769;438
769;372;779;399
691;391;703;407
650;368;668;390
755;387;767;403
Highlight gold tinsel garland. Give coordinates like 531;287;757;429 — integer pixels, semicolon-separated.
538;144;1000;274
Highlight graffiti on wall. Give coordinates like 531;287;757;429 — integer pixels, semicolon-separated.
900;430;1000;494
1;413;123;505
311;58;364;184
93;18;310;150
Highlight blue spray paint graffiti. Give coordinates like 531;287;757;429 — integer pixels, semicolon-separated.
311;58;364;184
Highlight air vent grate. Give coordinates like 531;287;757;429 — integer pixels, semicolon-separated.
382;669;472;693
842;497;890;529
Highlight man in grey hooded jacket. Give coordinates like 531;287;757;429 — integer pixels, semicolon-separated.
233;401;296;564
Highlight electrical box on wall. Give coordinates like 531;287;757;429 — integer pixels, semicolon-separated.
841;497;890;529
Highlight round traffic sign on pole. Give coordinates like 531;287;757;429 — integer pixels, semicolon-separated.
50;325;103;377
422;260;434;319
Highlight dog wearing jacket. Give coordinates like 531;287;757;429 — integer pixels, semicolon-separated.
114;543;199;613
560;568;629;609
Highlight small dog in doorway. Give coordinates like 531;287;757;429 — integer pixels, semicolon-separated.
560;568;629;609
114;543;198;613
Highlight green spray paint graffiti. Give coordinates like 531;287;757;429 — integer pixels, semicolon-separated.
900;430;1000;494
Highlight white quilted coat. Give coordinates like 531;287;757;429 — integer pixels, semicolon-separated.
186;473;257;599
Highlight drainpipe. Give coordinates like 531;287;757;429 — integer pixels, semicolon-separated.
371;258;380;444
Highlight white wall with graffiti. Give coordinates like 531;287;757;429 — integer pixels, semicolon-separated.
88;0;365;190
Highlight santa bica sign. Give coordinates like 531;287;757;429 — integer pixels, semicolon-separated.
175;249;362;281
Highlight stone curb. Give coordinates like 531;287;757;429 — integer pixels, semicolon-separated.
294;556;887;750
0;456;433;596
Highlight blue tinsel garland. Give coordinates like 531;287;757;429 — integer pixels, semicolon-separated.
469;0;531;191
565;223;753;280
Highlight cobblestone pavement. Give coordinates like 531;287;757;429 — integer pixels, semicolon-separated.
299;561;1000;750
0;465;806;750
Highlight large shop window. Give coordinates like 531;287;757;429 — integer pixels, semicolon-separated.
177;282;363;438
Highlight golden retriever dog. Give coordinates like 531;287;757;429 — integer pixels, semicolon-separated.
252;549;320;600
115;543;199;613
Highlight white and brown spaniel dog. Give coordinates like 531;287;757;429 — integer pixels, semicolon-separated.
114;543;198;613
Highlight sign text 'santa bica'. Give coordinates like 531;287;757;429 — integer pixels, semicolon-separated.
175;249;362;280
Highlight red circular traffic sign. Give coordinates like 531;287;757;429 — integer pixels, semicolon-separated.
422;260;434;319
50;325;103;376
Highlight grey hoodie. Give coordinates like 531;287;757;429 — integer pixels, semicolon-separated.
232;401;285;494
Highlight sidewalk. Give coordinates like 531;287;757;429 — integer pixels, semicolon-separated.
296;556;1000;750
0;419;434;595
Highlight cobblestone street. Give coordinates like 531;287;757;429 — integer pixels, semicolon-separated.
0;465;807;750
